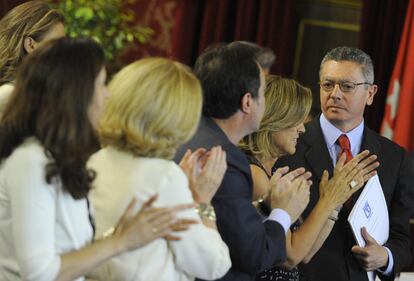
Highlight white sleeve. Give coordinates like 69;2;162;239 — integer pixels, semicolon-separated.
5;148;61;281
156;163;231;280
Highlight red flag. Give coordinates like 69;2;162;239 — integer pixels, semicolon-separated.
381;0;414;152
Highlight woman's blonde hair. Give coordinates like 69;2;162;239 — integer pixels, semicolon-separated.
0;1;64;85
100;57;202;160
240;75;312;160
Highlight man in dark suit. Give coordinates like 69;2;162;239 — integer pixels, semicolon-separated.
175;44;311;280
276;46;413;281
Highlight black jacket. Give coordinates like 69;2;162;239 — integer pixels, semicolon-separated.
276;116;413;281
175;117;287;281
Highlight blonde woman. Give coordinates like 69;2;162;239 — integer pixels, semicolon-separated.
0;1;65;113
240;75;379;281
88;57;231;280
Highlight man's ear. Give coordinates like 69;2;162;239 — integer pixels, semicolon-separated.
366;84;378;106
23;37;37;54
240;92;253;114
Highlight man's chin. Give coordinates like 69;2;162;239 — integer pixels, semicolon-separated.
323;110;346;122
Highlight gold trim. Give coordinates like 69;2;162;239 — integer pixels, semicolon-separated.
302;0;362;8
293;19;360;78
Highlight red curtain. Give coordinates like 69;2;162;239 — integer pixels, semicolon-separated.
171;0;410;132
171;0;298;75
359;0;409;132
120;0;179;61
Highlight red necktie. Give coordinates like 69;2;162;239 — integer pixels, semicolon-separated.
337;134;353;209
337;134;352;163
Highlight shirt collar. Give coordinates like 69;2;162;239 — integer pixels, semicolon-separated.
319;113;364;155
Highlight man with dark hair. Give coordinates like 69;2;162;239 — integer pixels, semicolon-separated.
227;41;276;74
277;46;413;281
175;43;311;280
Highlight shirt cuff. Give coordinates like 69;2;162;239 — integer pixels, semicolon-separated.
377;247;393;276
265;208;291;233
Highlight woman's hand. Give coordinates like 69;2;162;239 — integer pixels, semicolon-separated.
164;218;199;241
319;150;379;208
111;195;194;252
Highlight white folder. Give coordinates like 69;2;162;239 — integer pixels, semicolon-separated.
348;175;389;281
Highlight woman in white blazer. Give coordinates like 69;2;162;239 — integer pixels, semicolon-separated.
89;57;232;281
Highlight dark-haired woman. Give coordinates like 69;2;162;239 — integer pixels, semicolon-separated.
0;38;188;281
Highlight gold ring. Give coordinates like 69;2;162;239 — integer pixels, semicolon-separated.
349;180;358;189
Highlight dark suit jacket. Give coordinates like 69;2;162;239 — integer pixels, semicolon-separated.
175;117;287;281
276;116;413;281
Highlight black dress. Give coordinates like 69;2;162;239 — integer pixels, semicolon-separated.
244;153;301;281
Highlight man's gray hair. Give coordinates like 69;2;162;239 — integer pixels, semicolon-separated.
319;46;374;84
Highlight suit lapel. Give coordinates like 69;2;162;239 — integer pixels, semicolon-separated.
350;126;382;204
360;126;381;156
304;117;334;181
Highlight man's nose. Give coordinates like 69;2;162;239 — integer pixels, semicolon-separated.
329;83;343;99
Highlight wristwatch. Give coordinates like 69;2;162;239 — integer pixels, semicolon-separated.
257;198;271;216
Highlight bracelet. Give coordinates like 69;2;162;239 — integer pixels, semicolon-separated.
328;204;343;221
196;203;216;221
95;227;115;240
329;210;339;221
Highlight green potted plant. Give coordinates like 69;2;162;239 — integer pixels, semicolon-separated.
51;0;153;72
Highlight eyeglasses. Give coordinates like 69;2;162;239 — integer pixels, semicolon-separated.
319;80;372;93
